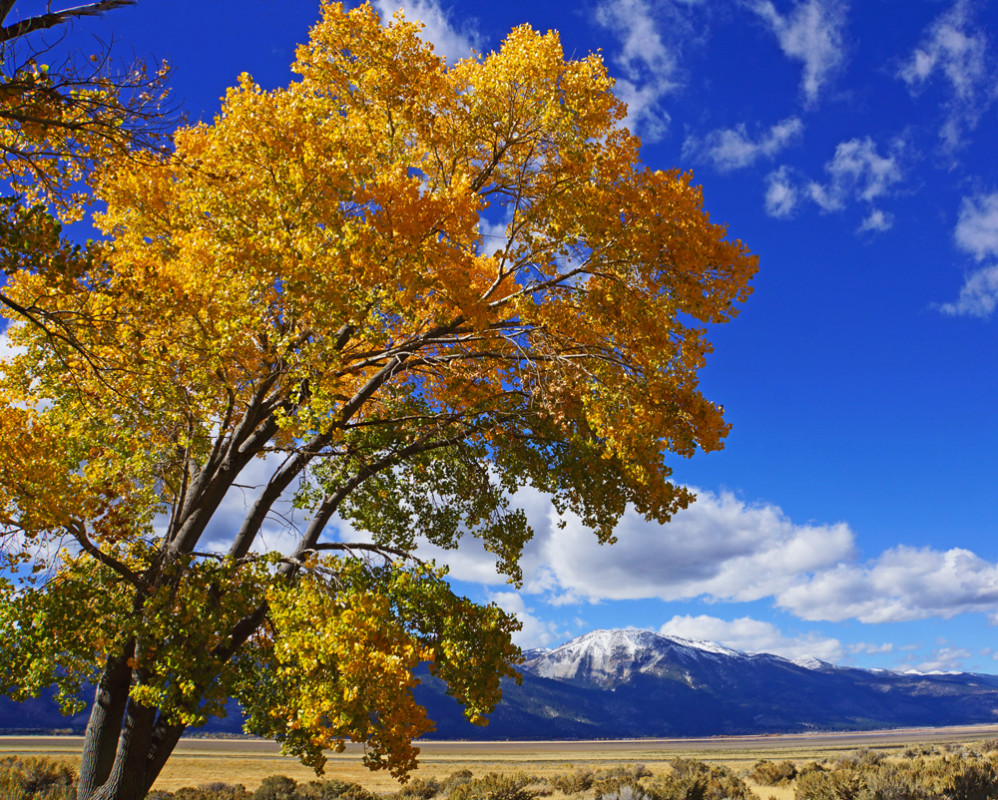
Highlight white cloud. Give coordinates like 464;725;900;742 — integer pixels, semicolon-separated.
858;209;894;233
489;591;567;649
938;193;998;318
747;0;848;106
684;117;804;172
659;614;845;663
535;490;855;604
807;137;904;211
371;0;478;64
849;641;894;656
766;138;904;224
406;486;856;605
594;0;683;141
764;166;799;217
336;482;998;630
897;0;993;149
955;193;998;261
776;546;998;623
937;264;998;318
911;646;973;674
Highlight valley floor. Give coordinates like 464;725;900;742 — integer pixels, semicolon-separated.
5;723;998;793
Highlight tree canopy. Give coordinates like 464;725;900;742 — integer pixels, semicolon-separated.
0;3;757;799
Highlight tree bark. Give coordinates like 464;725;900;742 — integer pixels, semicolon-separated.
87;698;159;800
77;653;132;800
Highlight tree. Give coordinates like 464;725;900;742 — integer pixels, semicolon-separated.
0;3;757;799
0;0;170;342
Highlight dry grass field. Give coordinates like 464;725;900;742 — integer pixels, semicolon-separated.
4;725;998;795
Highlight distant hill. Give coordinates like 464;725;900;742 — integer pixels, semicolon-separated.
6;628;998;738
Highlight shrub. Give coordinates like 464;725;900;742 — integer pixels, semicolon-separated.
750;760;798;786
253;775;300;800
864;762;924;800
399;778;442;800
549;769;594;795
595;785;653;800
447;772;538;800
442;770;475;794
298;779;376;800
172;785;251;800
0;755;77;800
644;759;751;800
794;768;865;800
920;756;998;800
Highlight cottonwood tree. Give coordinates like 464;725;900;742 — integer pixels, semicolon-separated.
1;0;169;339
0;3;757;799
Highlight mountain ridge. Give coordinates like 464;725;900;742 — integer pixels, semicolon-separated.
5;627;998;739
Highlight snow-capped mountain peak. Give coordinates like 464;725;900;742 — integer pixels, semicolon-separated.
523;627;750;688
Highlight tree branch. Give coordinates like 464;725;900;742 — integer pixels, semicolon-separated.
0;0;135;44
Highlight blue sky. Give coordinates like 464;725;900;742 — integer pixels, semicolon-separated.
7;0;998;673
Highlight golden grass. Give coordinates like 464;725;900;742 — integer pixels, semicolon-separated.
4;724;998;794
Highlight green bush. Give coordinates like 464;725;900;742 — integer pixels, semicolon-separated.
0;755;77;800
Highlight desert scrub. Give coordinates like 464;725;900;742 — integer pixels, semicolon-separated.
148;784;251;800
442;771;475;795
402;778;443;799
549;769;594;795
148;779;376;800
749;760;798;786
794;767;865;800
644;758;752;800
446;772;538;800
0;755;77;800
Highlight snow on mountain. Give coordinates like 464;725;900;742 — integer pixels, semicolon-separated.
523;627;755;688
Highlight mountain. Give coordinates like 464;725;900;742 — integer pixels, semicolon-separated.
414;628;998;739
6;628;998;739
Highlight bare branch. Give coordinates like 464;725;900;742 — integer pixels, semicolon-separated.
0;0;135;43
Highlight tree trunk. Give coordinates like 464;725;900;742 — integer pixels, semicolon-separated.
77;654;132;800
76;687;187;800
80;697;183;800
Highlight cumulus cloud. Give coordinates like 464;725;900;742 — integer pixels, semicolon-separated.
776;546;998;623
371;0;478;64
533;490;855;604
911;646;973;674
684;117;804;172
660;614;845;663
807;137;904;211
594;0;684;141
858;209;894;233
938;192;998;318
746;0;848;106
767;137;904;228
394;486;857;606
897;0;993;150
764;166;799;217
489;591;568;649
954;193;998;261
937;265;998;318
